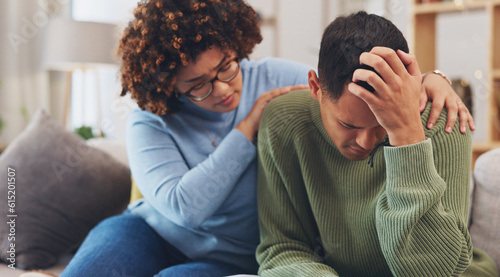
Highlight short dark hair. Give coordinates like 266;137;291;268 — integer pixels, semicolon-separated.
318;11;409;100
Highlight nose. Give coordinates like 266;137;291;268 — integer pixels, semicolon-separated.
211;79;231;98
355;128;380;150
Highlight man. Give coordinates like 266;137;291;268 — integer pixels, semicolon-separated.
256;12;497;277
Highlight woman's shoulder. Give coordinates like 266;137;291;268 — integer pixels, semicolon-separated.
127;107;170;130
241;57;314;73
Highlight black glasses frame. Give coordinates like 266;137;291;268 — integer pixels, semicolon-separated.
177;57;240;101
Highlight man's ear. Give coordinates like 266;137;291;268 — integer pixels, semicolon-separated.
308;70;321;101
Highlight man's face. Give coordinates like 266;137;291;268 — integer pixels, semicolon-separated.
315;86;387;160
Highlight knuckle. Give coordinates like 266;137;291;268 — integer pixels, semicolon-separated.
434;101;445;109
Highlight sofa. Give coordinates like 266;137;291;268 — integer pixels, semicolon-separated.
0;109;499;276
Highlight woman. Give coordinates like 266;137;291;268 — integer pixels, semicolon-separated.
61;1;473;276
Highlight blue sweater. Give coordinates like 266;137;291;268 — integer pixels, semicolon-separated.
126;58;312;272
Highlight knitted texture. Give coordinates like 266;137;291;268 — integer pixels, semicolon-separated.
256;90;498;277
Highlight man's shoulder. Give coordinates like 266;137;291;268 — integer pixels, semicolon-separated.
263;89;313;122
260;89;315;138
420;102;471;142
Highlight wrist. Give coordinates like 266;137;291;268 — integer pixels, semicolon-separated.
387;126;425;147
423;70;452;85
236;120;257;142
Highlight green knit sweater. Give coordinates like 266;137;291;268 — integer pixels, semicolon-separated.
256;90;498;277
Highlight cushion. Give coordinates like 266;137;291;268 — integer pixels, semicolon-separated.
470;148;500;273
0;109;131;270
129;176;143;204
86;138;129;167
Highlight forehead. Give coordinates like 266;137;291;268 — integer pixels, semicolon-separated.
176;47;228;79
327;88;379;128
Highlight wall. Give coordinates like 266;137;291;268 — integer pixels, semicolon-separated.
70;0;139;142
437;11;487;142
0;0;71;145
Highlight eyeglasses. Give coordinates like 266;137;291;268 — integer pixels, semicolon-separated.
177;57;240;101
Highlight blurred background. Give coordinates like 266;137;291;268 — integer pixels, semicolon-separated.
0;0;497;157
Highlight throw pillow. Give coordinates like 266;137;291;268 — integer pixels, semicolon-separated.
0;109;131;270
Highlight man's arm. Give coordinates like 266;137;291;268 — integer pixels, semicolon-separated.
376;106;474;276
349;47;484;276
256;101;339;277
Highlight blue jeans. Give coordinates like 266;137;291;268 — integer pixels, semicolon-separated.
60;213;249;277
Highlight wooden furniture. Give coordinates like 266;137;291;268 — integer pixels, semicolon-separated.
411;0;500;166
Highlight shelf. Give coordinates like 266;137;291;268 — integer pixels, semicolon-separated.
413;0;498;14
413;0;500;166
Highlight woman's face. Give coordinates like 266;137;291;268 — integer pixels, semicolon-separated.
175;46;243;113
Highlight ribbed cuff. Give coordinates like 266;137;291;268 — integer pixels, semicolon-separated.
383;138;443;189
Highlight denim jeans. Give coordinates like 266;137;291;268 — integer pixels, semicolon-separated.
60;213;249;277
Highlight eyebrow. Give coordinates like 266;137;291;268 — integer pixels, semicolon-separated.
339;120;362;129
184;56;228;83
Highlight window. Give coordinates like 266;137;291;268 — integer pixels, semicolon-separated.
70;0;139;140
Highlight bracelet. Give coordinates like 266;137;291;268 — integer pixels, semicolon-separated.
425;70;452;85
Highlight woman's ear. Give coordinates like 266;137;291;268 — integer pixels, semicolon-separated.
308;70;321;100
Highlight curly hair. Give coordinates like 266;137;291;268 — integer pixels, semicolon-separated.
117;0;262;115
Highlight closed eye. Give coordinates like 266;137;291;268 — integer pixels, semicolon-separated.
220;62;232;72
339;121;361;130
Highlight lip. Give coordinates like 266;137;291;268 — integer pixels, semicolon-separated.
217;93;235;106
349;146;370;156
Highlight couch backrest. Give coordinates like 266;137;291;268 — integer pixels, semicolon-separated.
469;148;500;273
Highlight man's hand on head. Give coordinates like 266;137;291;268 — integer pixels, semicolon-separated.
348;47;426;146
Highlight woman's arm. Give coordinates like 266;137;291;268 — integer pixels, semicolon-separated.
126;110;256;229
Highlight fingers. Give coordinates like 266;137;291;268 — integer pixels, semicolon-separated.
347;82;379;106
351;69;387;95
427;99;475;134
397;50;422;77
419;87;428;112
445;102;459;133
426;99;445;130
397;49;413;65
444;100;476;134
365;47;408;78
263;84;309;103
458;101;475;132
289;84;310;90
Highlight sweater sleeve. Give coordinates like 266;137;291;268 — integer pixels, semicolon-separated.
126;110;256;229
376;118;473;277
256;102;339;277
